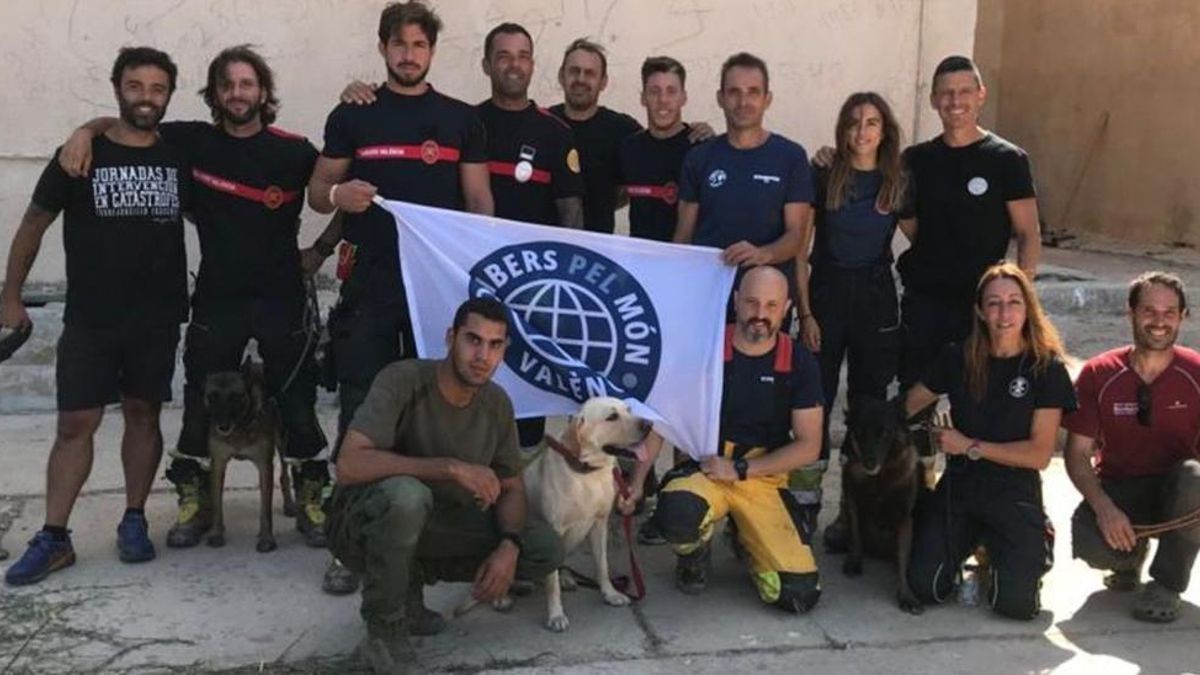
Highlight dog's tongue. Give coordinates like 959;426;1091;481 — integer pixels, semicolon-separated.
628;439;651;463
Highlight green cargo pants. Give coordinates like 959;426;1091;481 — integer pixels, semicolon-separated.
327;475;564;625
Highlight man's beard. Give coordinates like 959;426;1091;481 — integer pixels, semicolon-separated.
218;98;261;126
118;97;165;131
738;318;776;343
565;85;596;110
493;68;530;98
1134;323;1177;352
389;62;429;88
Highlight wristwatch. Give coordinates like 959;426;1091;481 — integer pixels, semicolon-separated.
499;531;523;551
965;441;983;461
734;458;749;481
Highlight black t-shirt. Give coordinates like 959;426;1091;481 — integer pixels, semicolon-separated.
617;126;692;242
549;104;642;234
32;135;189;328
322;85;487;299
161;122;317;302
721;338;823;449
477;100;584;226
922;343;1076;445
811;166;898;269
897;133;1035;301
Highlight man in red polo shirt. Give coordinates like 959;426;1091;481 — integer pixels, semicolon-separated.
1064;271;1200;623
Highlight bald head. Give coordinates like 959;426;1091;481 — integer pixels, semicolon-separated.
734;266;791;345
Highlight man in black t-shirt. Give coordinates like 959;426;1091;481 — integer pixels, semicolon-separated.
1;48;187;586
477;22;585;449
308;4;492;443
61;46;336;552
548;39;642;234
618;56;695;243
896;56;1041;389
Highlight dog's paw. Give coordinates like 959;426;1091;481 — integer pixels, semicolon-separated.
256;537;277;553
603;589;631;607
207;533;226;548
545;613;570;632
491;595;514;613
559;572;578;592
842;558;863;577
898;590;924;615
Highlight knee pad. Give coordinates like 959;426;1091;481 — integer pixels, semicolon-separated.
774;572;821;613
652;490;709;544
988;566;1042;621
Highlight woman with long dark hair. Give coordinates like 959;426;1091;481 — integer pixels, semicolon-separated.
904;262;1076;619
793;92;905;526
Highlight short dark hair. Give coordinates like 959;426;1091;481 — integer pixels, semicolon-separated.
378;1;442;46
483;22;532;60
452;297;510;334
720;52;769;92
932;54;982;88
200;45;279;125
641;56;686;88
1128;271;1188;313
110;46;178;93
561;38;608;77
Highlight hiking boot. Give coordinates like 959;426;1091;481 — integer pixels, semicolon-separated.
637;518;667;546
116;512;156;563
166;469;211;548
322;557;361;595
294;465;329;548
360;621;415;675
405;584;447;636
823;510;847;554
4;531;75;586
674;542;711;595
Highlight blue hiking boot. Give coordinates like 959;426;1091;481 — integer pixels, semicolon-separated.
4;531;76;586
116;512;156;563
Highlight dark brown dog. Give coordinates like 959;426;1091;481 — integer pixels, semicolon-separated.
204;357;295;553
839;395;925;614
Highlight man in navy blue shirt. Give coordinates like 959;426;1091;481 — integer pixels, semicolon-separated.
673;52;813;308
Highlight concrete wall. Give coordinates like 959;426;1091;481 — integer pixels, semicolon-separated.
975;0;1200;246
0;0;977;285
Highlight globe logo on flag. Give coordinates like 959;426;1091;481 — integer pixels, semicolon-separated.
468;242;662;402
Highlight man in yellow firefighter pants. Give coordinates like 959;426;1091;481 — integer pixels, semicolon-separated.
630;266;825;612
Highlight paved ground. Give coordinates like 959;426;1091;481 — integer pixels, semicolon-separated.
2;238;1199;674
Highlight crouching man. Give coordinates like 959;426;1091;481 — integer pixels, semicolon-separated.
1064;272;1200;623
636;266;824;612
326;297;563;673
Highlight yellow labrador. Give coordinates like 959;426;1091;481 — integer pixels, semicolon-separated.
524;396;652;632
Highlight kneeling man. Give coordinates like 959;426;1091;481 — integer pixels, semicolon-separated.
327;297;563;672
1064;272;1200;623
648;266;824;612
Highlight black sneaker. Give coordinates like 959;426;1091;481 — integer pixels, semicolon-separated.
674;542;711;595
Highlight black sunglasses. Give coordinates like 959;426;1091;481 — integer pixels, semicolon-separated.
1136;382;1152;427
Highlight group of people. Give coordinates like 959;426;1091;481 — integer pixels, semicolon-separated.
0;2;1197;673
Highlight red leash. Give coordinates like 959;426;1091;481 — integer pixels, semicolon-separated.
611;467;647;601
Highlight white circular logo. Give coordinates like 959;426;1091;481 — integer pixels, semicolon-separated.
967;176;989;196
1009;376;1030;398
514;160;534;184
708;169;727;188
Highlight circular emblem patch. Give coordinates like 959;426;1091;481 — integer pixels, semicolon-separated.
1009;376;1030;398
663;181;679;205
514;160;534;184
468;242;662;402
708;169;727;188
566;148;581;174
421;140;441;165
967;176;989;196
262;186;284;210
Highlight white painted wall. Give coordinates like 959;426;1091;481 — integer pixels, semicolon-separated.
0;0;975;285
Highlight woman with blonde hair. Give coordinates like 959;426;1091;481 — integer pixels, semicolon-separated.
903;262;1076;619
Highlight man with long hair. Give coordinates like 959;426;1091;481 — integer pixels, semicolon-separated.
1064;272;1200;623
3;47;189;585
59;44;336;554
804;92;907;547
904;262;1075;619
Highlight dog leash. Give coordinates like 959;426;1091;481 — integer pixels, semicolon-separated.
560;467;647;602
1133;507;1200;539
275;278;322;398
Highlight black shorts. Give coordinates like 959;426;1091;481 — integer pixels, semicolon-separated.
56;322;181;411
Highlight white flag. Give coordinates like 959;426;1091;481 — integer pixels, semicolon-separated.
375;198;735;458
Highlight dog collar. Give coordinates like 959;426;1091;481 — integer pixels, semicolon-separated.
543;435;603;474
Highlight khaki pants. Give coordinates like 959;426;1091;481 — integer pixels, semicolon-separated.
327;475;564;626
